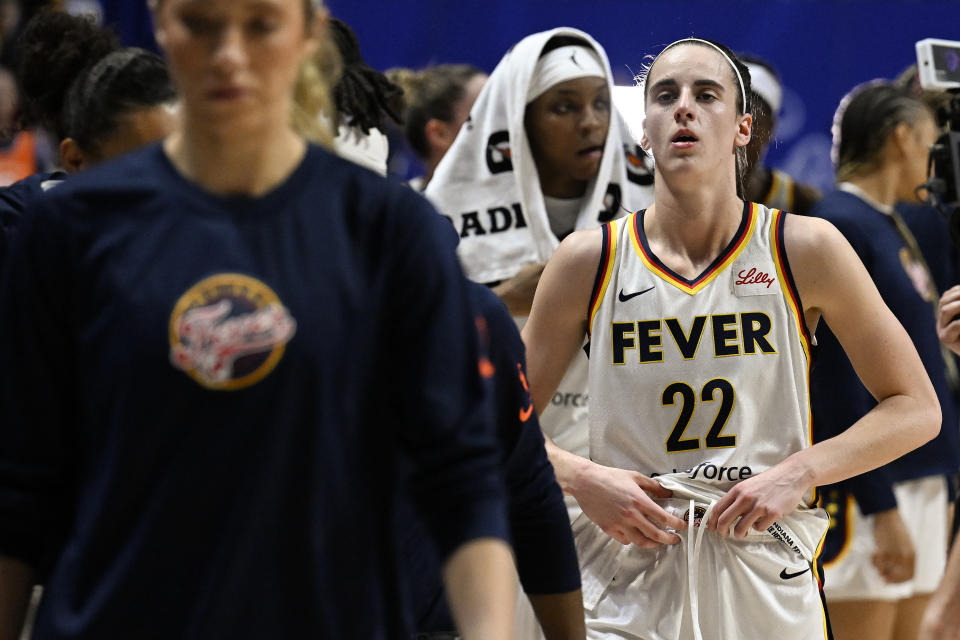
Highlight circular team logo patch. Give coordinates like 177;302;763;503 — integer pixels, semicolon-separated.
169;273;297;390
682;505;708;528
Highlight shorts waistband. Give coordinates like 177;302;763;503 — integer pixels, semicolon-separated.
659;498;772;541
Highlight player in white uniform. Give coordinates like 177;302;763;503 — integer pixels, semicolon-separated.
522;38;942;640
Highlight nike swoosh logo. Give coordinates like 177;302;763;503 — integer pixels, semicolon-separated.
478;357;495;379
618;286;654;302
517;363;533;422
519;403;533;422
779;567;810;580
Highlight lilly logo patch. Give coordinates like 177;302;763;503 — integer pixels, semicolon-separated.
732;265;780;296
169;273;297;390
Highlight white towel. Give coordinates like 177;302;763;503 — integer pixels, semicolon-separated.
425;27;654;284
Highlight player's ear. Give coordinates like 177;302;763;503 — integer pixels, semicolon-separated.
60;138;88;173
425;118;454;152
150;0;170;52
734;113;752;148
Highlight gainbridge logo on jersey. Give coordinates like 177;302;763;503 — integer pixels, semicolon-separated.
551;391;588;407
650;462;754;482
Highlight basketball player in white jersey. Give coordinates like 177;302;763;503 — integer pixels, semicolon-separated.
521;37;941;639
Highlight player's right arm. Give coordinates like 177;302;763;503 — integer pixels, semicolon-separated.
522;229;686;548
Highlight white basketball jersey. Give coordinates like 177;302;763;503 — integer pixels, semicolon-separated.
587;202;813;496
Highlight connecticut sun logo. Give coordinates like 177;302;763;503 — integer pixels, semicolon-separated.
169;273;297;390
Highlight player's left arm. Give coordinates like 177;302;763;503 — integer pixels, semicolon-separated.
707;214;940;537
442;539;517;640
387;191;516;637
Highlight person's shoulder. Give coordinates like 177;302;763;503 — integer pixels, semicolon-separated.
783;212;847;255
3;170;67;197
782;213;862;299
303;144;409;199
0;170;67;225
36;145;170;212
303;144;437;220
808;189;873;222
554;225;606;270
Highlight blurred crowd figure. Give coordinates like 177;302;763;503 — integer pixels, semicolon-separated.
740;54;821;214
387;63;486;189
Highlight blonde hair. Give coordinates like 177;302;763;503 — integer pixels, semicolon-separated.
292;27;342;147
150;0;339;146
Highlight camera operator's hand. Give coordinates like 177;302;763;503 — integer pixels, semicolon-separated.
937;286;960;355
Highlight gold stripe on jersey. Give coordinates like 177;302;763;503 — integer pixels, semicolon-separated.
771;208;817;508
588;219;619;337
628;202;760;295
813;524;828;589
771;209;814;454
770;209;812;363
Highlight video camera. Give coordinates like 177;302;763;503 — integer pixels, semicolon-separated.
916;38;960;241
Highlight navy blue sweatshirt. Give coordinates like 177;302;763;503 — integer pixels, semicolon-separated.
401;283;580;634
0;144;508;639
810;189;959;514
0;170;66;264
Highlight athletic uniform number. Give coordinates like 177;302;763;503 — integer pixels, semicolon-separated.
662;379;736;452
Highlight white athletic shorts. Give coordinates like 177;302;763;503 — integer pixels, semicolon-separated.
822;474;948;602
574;498;831;640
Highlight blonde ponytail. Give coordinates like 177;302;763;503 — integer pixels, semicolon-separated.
292;21;342;147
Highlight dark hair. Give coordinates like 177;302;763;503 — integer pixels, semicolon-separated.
387;64;484;160
738;53;777;116
329;17;402;134
833;82;932;181
640;38;753;196
538;34;595;58
63;48;175;155
17;10;118;137
894;64;954;118
641;38;752;116
16;11;175;154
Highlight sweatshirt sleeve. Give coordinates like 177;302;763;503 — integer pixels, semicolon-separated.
380;189;509;559
0;195;74;566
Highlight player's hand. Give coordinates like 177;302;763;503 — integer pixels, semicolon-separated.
493;263;545;317
706;458;813;538
573;462;686;548
937;286;960;356
871;508;915;583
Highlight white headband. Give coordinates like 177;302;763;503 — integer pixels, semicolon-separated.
745;62;782;114
654;38;747;113
527;45;607;104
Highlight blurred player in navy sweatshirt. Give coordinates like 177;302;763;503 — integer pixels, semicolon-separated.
0;1;515;638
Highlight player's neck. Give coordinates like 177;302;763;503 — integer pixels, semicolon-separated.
844;169;898;209
164;121;307;198
645;178;744;276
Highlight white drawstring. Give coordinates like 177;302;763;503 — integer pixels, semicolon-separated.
685;499;715;640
